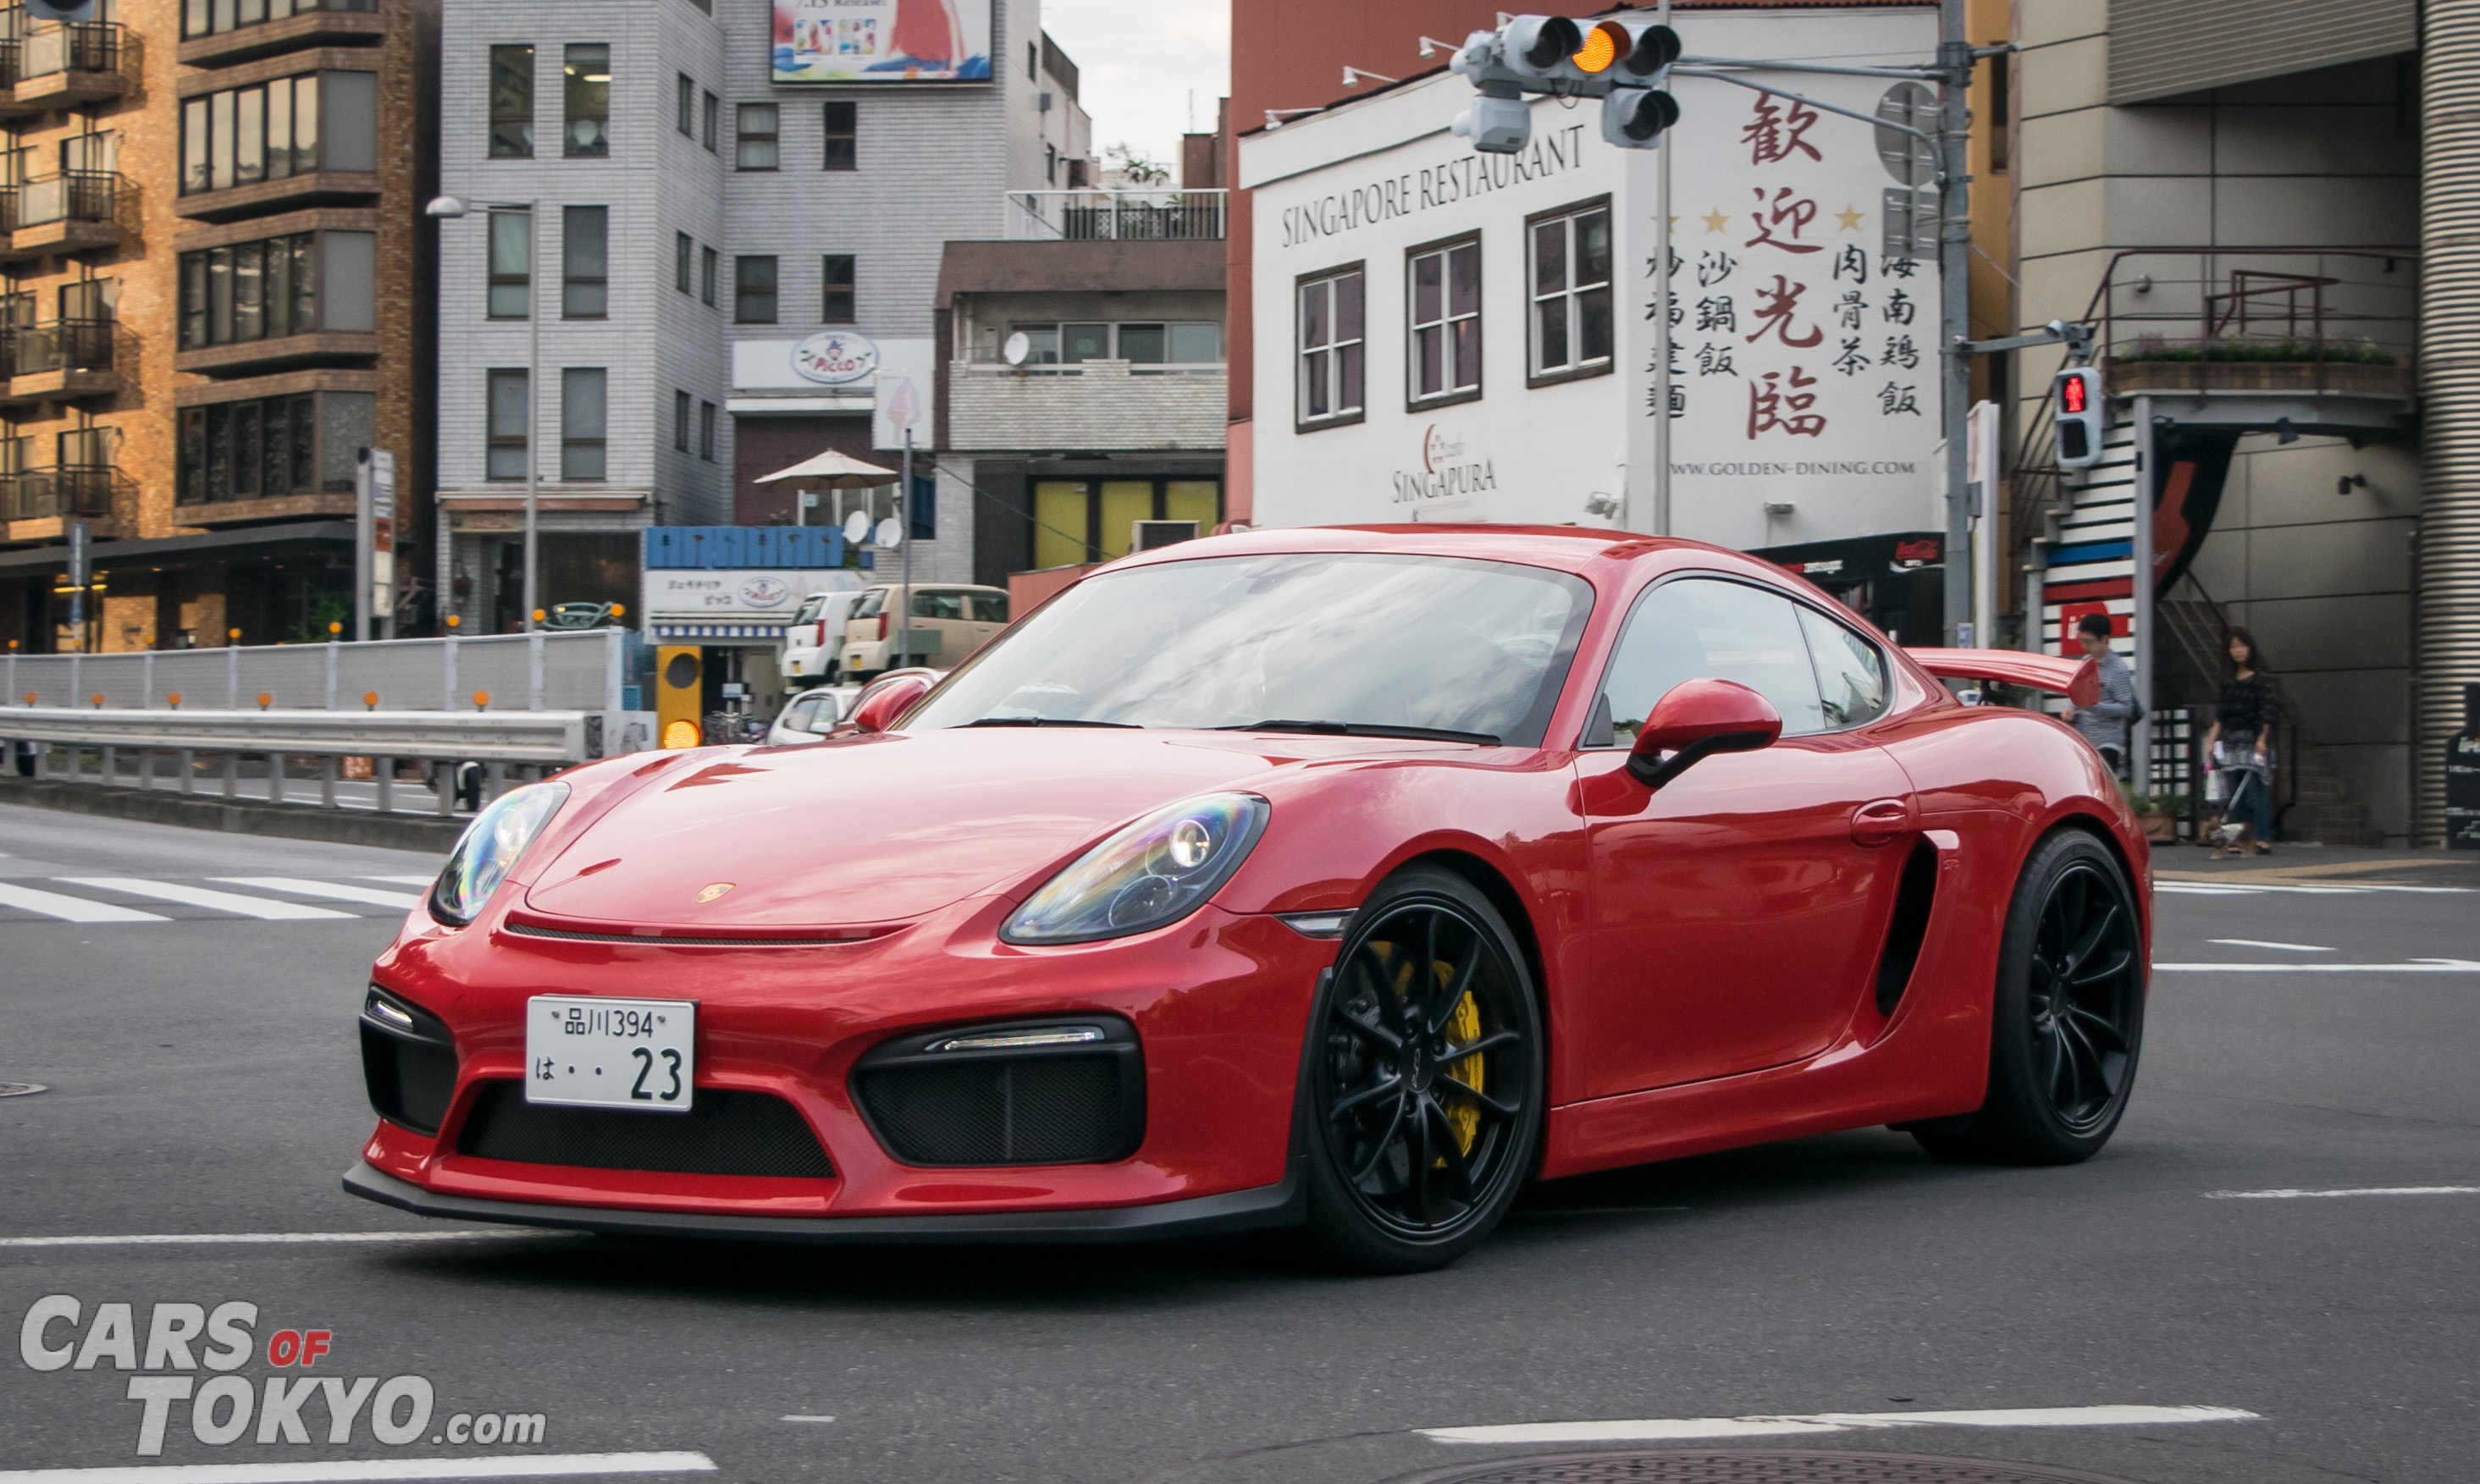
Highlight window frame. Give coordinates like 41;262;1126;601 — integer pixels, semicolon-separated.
560;204;607;320
1404;230;1483;411
674;231;693;295
1293;262;1367;433
821;100;856;171
673;389;691;452
176;232;331;350
560;366;607;482
699;245;717;306
1524;195;1616;389
1579;571;1891;749
735;102;780;171
486;208;530;320
561;43;610;160
701;91;718;152
698;400;717;461
484;367;529;481
675;74;694;138
174;389;366;506
821;253;855;323
733;254;778;324
490;45;535;159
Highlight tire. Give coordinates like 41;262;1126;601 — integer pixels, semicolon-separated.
1914;829;2146;1165
1298;866;1545;1272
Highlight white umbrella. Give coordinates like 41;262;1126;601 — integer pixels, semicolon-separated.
754;449;899;488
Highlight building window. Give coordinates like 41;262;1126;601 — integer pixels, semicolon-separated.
1296;267;1365;426
676;74;694;137
563;44;610;158
735;255;777;323
674;389;691;451
700;245;717;306
822;101;856;170
675;231;693;294
561;367;606;480
487;209;530;318
486;369;528;480
736;103;779;170
699;400;717;461
1990;56;2011;172
821;254;855;323
490;45;534;158
702;91;718;152
1528;201;1612;381
180;74;375;195
561;205;607;318
185;0;381;37
175;390;371;505
177;232;374;349
1409;237;1481;404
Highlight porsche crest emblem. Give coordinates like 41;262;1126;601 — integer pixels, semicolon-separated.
694;882;736;904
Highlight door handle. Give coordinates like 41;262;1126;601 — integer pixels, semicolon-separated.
1851;797;1911;847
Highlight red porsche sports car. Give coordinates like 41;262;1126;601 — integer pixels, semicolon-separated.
347;526;2148;1272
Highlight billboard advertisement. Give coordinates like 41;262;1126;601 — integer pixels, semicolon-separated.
772;0;991;84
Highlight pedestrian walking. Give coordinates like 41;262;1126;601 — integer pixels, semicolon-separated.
2201;627;2278;858
2060;612;2135;785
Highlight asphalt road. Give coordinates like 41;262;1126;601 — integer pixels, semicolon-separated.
2;802;2474;1484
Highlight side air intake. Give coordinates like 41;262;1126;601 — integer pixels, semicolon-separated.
1874;839;1941;1017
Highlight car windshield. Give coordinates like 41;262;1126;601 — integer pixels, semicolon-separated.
905;553;1592;747
851;589;887;619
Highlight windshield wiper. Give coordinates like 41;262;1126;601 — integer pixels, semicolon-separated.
961;716;1141;728
1215;720;1500;745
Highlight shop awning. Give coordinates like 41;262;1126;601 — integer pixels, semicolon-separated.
754;450;898;487
0;521;356;574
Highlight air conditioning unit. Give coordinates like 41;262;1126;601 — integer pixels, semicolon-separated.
1132;520;1200;552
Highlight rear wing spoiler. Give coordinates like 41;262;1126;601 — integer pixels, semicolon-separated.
1905;648;2101;709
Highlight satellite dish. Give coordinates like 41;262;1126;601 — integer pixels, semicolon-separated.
1002;331;1031;367
874;517;904;550
842;510;871;544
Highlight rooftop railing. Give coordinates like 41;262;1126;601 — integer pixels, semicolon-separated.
1006;190;1226;242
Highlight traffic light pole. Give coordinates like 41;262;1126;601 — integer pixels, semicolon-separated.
1651;0;1673;537
1937;0;1973;647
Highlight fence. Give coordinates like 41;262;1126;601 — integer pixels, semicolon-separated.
4;629;632;714
1004;190;1227;242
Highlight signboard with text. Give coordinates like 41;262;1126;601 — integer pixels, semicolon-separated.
771;0;991;84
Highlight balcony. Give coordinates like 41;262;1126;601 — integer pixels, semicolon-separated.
0;465;126;542
946;358;1227;453
1005;190;1226;242
2078;249;2418;434
12;21;127;110
0;172;124;258
0;318;120;402
181;0;381;68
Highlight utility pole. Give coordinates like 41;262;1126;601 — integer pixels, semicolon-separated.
1651;0;1674;536
1937;0;1973;645
897;430;914;670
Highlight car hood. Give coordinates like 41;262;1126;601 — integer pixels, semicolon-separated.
522;728;1363;930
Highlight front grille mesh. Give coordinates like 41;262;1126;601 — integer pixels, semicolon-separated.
455;1081;833;1178
855;1054;1129;1166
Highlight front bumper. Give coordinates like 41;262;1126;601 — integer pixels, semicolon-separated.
344;1159;1302;1244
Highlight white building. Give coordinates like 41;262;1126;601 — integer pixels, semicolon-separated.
433;0;1083;633
1239;8;1945;571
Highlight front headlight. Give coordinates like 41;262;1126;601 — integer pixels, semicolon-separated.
428;781;570;926
1002;792;1270;945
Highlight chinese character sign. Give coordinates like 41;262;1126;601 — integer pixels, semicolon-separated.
1626;10;1941;550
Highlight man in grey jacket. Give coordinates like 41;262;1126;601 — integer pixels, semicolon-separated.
2062;611;2135;781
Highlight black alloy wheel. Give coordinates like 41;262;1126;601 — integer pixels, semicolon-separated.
1913;829;2146;1165
1301;866;1544;1272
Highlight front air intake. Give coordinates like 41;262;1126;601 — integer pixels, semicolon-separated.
360;988;457;1135
853;1018;1144;1167
455;1082;833;1178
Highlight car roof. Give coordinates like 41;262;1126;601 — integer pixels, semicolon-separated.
1100;524;1792;587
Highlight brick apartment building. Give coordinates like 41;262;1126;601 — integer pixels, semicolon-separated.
0;0;438;654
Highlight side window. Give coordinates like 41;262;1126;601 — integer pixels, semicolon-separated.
851;588;887;620
1599;578;1826;742
913;591;968;621
780;697;820;732
969;592;1009;622
1798;606;1888;729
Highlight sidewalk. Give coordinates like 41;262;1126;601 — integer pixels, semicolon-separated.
2152;840;2478;890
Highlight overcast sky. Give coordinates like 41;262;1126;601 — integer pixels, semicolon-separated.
1039;0;1230;174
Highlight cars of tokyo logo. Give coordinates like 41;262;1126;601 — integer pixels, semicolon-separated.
1394;424;1499;505
792;328;879;384
18;1294;544;1456
737;575;793;608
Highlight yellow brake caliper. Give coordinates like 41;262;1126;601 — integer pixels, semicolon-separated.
1436;959;1483;1161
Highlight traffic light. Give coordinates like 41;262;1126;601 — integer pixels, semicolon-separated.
2052;367;2106;469
656;646;703;748
1451;14;1687;156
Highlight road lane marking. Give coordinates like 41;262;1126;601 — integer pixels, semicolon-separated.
2208;938;2333;952
211;877;425;909
2156;882;2470;896
2154;958;2480;974
2207;1186;2480;1200
0;883;169;924
0;1452;717;1484
778;1416;837;1424
0;1231;540;1248
53;879;356;921
367;874;442;886
1422;1404;2259;1445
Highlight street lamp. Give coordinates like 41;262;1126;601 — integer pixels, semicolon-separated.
427;193;539;632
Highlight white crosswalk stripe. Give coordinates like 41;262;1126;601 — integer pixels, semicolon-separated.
211;877;425;909
0;882;171;924
365;874;442;887
50;879;356;921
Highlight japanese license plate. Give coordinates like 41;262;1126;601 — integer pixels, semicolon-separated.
524;996;696;1112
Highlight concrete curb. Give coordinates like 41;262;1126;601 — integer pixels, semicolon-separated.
0;776;466;853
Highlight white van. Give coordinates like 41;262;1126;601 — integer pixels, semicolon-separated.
781;589;865;683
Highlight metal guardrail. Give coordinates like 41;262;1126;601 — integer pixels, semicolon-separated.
2;708;604;763
1005;190;1227;241
4;629;631;713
